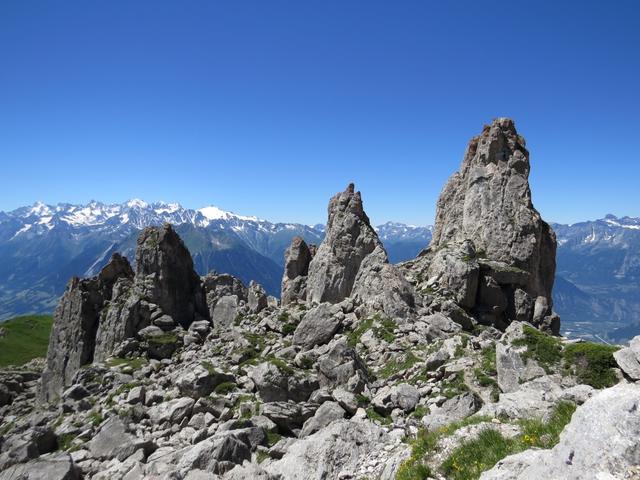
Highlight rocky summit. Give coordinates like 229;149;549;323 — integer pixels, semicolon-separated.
1;119;638;480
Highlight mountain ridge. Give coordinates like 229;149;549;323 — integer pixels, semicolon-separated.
1;200;639;341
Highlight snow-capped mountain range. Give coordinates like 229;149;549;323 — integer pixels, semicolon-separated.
0;200;429;320
1;200;639;342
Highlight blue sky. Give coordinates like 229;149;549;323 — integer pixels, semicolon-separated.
0;1;638;226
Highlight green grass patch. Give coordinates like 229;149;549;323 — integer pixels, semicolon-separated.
441;372;469;399
266;430;282;447
441;428;514;479
147;333;178;345
267;356;295;375
563;342;619;389
347;317;374;347
214;381;237;394
106;357;147;370
256;450;270;464
512;325;562;372
440;402;576;480
0;315;53;367
373;317;397;343
397;415;492;480
87;410;104;427
378;351;421;379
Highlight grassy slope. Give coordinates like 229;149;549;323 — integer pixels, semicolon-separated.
0;315;53;367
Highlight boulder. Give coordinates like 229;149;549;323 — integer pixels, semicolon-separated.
292;303;342;349
317;339;369;392
148;397;195;424
300;401;346;437
426;240;479;309
266;419;401;480
480;383;640;480
613;335;640;381
422;393;481;430
210;295;239;329
0;453;80;480
175;364;235;398
88;417;155;461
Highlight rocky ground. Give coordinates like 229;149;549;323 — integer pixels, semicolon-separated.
1;119;639;480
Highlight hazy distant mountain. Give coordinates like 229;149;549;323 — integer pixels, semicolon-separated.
552;214;640;342
0;200;322;318
1;202;638;342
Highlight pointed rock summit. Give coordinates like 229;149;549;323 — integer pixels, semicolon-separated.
287;183;413;316
425;118;559;332
40;224;209;402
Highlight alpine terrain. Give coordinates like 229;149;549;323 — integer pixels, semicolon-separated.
1;119;639;480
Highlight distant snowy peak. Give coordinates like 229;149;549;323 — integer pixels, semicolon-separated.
198;206;260;223
553;214;640;247
375;221;433;242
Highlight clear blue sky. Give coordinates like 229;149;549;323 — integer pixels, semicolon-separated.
0;1;638;226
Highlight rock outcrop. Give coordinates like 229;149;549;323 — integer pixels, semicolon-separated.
281;236;314;306
302;183;414;316
6;120;613;480
40;224;208;402
419;118;559;332
481;383;640;480
40;254;134;403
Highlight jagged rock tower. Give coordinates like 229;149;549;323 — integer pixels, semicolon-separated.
40;224;209;402
284;183;414;317
426;118;559;332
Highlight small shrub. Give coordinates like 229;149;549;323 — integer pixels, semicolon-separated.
563;342;619;389
513;326;562;372
282;323;297;335
299;355;314;370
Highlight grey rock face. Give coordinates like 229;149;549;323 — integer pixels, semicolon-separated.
248;281;268;313
266;419;399;480
88;417;154;461
281;236;313;305
480;383;640;480
300;401;345;437
135;224;208;328
292;303;342;349
40;254;133;402
40;225;209;403
422;393;481;430
306;183;413;315
0;453;80;480
429;118;558;331
210;295;239;329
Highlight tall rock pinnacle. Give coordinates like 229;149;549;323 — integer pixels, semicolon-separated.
40;224;208;402
304;183;414;316
428;118;559;331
